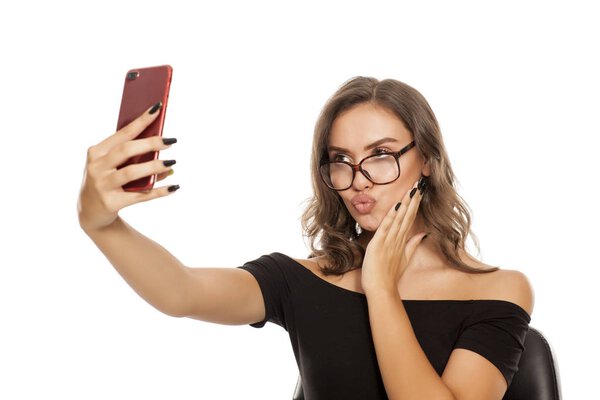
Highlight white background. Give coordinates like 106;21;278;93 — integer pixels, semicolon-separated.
1;1;598;398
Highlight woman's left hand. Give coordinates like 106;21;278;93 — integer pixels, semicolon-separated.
361;179;428;296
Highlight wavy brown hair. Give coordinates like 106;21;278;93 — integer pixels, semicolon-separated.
301;77;497;276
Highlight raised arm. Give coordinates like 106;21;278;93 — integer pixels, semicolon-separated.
78;104;265;325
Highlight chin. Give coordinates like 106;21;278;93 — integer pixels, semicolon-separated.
355;214;382;233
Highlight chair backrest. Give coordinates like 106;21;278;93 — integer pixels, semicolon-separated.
502;327;562;400
292;326;561;400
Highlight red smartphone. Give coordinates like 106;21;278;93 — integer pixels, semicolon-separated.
116;65;173;191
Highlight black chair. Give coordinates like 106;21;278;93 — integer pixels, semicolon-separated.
292;327;561;400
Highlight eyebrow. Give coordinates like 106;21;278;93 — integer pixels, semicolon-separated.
327;137;400;153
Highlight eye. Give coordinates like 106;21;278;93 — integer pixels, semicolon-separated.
332;153;351;162
373;147;392;156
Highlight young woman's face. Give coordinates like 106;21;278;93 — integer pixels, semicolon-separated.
327;102;428;233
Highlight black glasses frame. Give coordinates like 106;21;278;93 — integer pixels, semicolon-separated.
319;141;416;191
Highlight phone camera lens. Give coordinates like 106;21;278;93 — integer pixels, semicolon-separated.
127;71;139;80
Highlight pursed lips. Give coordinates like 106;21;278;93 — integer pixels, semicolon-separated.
351;194;376;214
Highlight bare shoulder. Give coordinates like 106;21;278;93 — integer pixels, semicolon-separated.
461;265;534;317
456;250;534;316
488;268;535;316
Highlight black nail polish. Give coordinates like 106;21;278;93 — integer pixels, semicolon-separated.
163;159;177;167
168;185;180;193
162;138;178;145
149;101;163;115
410;187;418;198
395;202;401;211
418;176;428;194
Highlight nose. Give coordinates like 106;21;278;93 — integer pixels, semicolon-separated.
351;167;373;191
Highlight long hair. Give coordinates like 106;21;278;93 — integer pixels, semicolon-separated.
301;77;497;275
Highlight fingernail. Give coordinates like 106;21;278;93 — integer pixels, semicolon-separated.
162;138;177;145
395;202;401;211
149;101;163;115
421;233;430;242
168;185;180;193
410;187;418;198
163;159;177;167
168;169;174;176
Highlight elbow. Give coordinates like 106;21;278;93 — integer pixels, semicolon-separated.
160;305;188;318
150;293;190;319
391;390;456;400
154;268;194;318
442;389;457;400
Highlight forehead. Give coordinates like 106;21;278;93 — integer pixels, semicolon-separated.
328;103;412;151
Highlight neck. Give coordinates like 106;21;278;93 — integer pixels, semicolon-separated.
357;230;374;248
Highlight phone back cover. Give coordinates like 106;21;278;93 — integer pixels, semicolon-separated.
117;65;172;190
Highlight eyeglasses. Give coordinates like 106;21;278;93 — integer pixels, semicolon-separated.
319;141;416;191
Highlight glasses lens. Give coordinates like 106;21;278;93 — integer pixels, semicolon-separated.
362;154;399;184
320;162;352;190
320;154;399;190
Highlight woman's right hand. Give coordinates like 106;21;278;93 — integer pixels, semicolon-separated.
78;102;178;233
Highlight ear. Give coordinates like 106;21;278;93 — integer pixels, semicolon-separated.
421;158;431;177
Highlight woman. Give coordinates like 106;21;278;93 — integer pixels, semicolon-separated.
78;77;533;399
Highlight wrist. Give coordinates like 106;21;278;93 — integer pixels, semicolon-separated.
80;215;122;237
364;286;401;301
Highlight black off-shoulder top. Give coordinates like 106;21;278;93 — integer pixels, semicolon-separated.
238;252;530;400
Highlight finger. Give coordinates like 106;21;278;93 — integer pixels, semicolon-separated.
385;183;418;245
95;102;163;155
156;169;174;182
102;135;173;169
119;183;180;209
372;201;400;242
397;183;424;242
112;158;176;187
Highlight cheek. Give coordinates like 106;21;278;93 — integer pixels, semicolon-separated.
383;182;409;204
340;196;353;211
338;195;363;221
